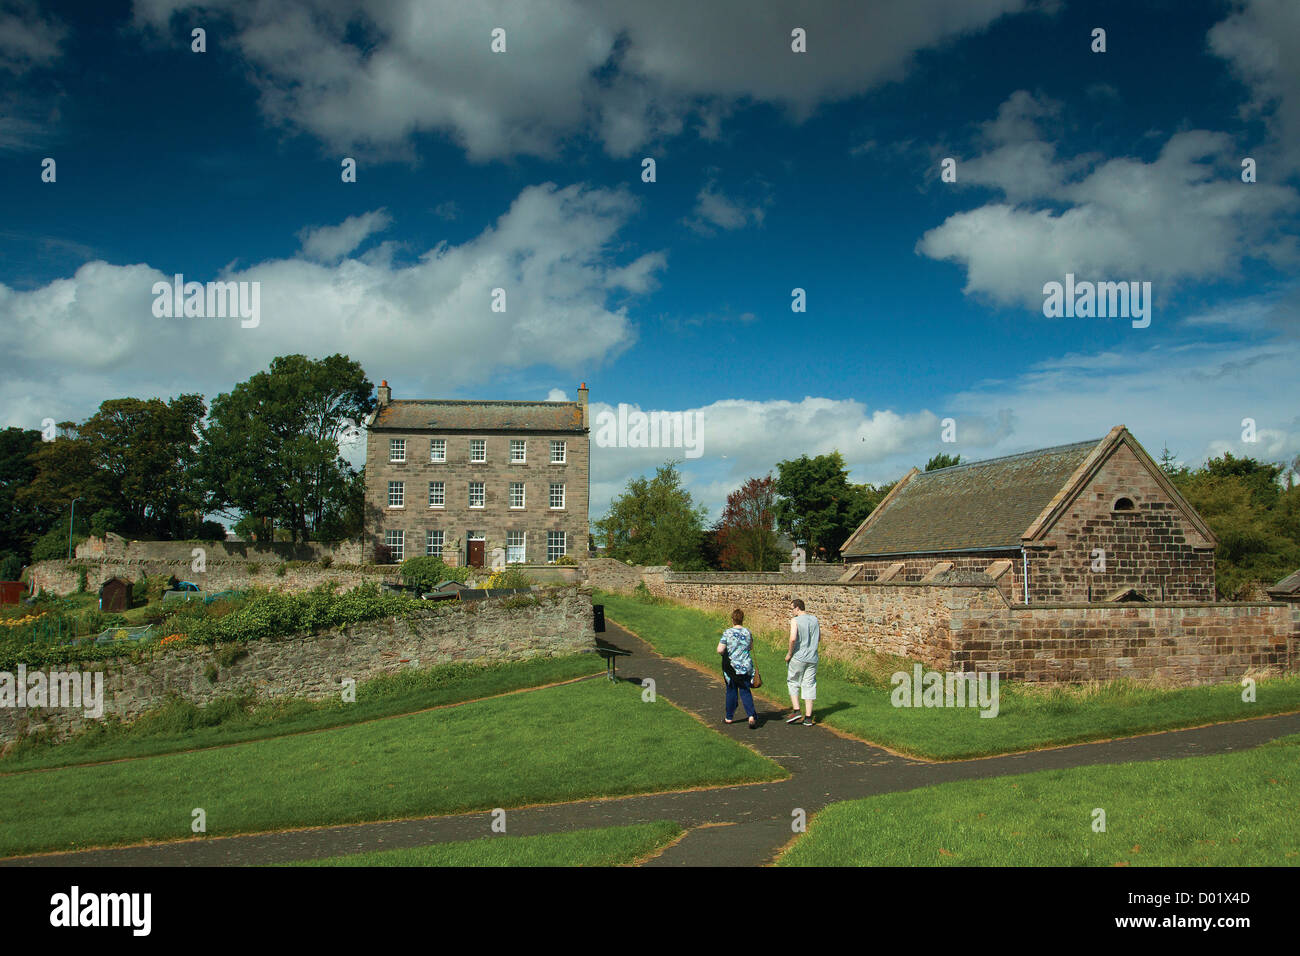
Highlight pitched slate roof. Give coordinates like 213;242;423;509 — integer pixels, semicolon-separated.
841;439;1101;557
371;400;585;432
1267;570;1300;597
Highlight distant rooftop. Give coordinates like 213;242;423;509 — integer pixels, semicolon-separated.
372;398;586;432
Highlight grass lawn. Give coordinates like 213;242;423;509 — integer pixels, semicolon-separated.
778;733;1300;866
0;677;781;858
0;653;605;771
596;590;1300;759
283;822;683;867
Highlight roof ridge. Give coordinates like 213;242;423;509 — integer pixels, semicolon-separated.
919;438;1102;476
389;398;579;406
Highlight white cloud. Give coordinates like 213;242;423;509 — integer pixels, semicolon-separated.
0;1;66;150
686;181;769;234
298;209;393;263
0;182;661;428
917;92;1300;311
0;2;64;74
587;397;1012;519
133;0;1034;160
1209;0;1300;173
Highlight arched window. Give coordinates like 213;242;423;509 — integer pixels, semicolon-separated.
1112;496;1136;512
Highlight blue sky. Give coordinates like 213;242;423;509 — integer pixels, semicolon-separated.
1;0;1297;520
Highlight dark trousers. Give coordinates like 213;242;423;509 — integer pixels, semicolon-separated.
725;671;757;720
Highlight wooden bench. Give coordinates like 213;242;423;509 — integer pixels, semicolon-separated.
593;641;632;681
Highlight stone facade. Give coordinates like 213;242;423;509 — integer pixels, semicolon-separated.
0;586;596;748
364;383;591;568
1025;440;1215;603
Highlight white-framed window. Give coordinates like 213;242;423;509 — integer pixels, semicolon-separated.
426;530;444;557
385;529;404;562
507;531;526;564
430;439;446;462
509;482;525;509
389;438;406;463
510;439;526;463
549;483;565;509
546;530;566;563
469;481;485;508
550;440;566;463
388;481;404;508
428;481;445;508
470;439;487;462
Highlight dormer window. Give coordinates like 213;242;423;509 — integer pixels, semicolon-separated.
1113;496;1136;512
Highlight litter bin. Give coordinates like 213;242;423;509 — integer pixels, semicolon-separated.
593;604;605;633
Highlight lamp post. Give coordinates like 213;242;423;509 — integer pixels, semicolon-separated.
68;497;81;560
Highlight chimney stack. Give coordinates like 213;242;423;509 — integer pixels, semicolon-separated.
377;380;391;406
577;382;588;429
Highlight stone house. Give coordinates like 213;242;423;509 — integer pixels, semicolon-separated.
363;381;590;567
839;425;1218;604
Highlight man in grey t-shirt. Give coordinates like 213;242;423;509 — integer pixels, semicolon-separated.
785;598;820;725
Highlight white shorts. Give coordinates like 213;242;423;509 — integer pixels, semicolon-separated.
787;660;817;700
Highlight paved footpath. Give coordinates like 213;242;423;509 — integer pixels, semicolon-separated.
7;621;1299;867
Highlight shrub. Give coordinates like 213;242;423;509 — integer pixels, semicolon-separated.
554;554;578;566
485;568;534;589
319;555;333;569
373;543;393;565
275;563;288;577
180;583;426;647
76;568;88;593
400;556;471;593
246;562;261;575
0;552;22;581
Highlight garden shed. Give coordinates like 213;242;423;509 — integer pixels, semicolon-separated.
99;577;132;612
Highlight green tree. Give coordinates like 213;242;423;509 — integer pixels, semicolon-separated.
925;453;962;471
1174;453;1299;599
198;355;374;542
0;427;48;562
15;423;108;548
595;462;709;568
774;452;874;560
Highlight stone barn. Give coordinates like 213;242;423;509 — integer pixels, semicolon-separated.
839;425;1218;604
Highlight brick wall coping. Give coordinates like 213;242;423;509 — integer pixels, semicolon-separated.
662;573;1001;588
1005;601;1290;612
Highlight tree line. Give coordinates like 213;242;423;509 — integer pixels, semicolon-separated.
0;354;372;578
595;448;1299;599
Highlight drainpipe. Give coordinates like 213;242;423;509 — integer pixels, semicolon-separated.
1022;548;1030;605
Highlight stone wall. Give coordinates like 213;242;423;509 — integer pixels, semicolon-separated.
76;534;363;565
641;573;1298;686
952;601;1297;683
0;586;596;747
27;559;400;598
847;553;1022;605
587;557;645;593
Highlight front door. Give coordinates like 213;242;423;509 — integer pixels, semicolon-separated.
467;536;485;568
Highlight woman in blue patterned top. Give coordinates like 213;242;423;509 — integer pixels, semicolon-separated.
716;608;758;728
